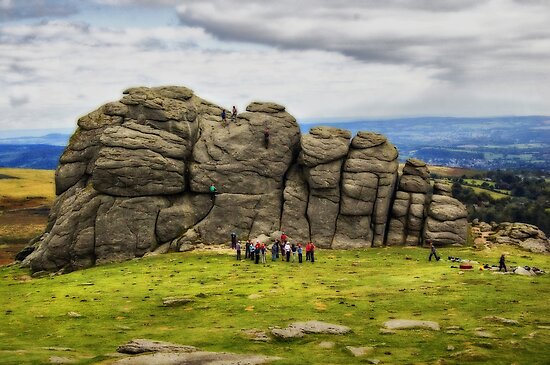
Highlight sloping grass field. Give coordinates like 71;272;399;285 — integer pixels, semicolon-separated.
0;245;549;365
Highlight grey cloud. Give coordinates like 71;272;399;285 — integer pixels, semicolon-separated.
9;95;30;107
175;0;550;82
0;0;81;22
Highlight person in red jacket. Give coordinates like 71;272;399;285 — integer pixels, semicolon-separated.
281;232;288;243
305;242;312;261
309;242;316;263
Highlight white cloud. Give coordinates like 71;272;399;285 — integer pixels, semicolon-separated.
1;0;550;131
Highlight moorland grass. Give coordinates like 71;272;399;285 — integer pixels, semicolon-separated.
0;245;549;365
0;168;55;201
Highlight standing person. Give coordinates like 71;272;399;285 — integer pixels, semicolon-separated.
428;240;440;261
499;254;507;272
230;232;237;249
280;241;286;261
291;243;297;263
284;241;291;262
221;109;227;125
305;242;312;261
231;106;237;121
310;242;316;263
249;242;255;261
297;243;303;263
281;231;288;244
271;241;278;261
264;127;270;149
236;241;241;261
260;243;266;264
245;240;250;259
254;241;261;264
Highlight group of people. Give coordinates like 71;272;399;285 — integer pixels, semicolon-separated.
231;232;316;265
219;106;270;148
221;106;238;125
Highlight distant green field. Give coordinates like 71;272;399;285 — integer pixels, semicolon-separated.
0;246;549;365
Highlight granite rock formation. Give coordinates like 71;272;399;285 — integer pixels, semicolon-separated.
20;86;469;272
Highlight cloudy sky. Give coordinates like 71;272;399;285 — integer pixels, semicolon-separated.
1;0;549;131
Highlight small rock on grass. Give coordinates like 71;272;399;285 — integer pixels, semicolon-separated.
49;356;76;364
474;330;495;338
66;312;81;318
117;339;198;354
114;351;280;365
346;346;373;357
483;316;520;325
290;321;351;335
318;341;335;349
271;327;304;339
162;297;193;307
242;329;270;342
384;319;440;331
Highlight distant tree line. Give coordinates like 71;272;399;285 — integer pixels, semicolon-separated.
437;170;549;235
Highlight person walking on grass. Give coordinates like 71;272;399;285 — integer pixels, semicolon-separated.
428;240;440;261
236;241;241;261
297;243;303;263
309;242;316;263
499;254;507;272
305;242;311;261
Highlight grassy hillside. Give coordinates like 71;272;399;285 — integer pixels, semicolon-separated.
0;168;55;262
0;246;549;365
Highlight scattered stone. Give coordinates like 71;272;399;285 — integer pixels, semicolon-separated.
474;330;495;338
384;319;440;331
483;316;520;325
367;359;381;364
31;271;49;278
242;329;270;342
43;347;74;352
66;312;82;318
290;321;351;335
379;328;396;335
271;327;305;339
117;339;198;354
346;346;373;357
318;341;335;349
113;351;280;365
162;297;193;307
49;356;76;364
447;345;455;351
248;293;263;300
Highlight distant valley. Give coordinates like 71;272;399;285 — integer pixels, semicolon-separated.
1;116;548;170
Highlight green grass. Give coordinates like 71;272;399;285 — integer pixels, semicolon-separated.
1;246;549;364
469;186;510;200
0;168;55;200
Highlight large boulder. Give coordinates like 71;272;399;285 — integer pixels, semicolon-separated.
387;159;431;246
423;186;468;246
334;132;398;248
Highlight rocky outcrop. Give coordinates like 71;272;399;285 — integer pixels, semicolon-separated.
387;159;431;246
480;221;549;253
20;85;471;272
424;183;468;246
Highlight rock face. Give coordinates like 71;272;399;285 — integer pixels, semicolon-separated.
20;86;470;272
481;222;550;253
424;182;468;246
387;159;431;246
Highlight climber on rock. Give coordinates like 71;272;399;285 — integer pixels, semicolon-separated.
264;127;270;148
221;109;227;126
209;183;218;201
231;106;237;122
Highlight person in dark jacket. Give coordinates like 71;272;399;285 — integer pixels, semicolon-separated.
499;254;507;272
428;240;440;261
230;232;237;249
236;241;241;260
